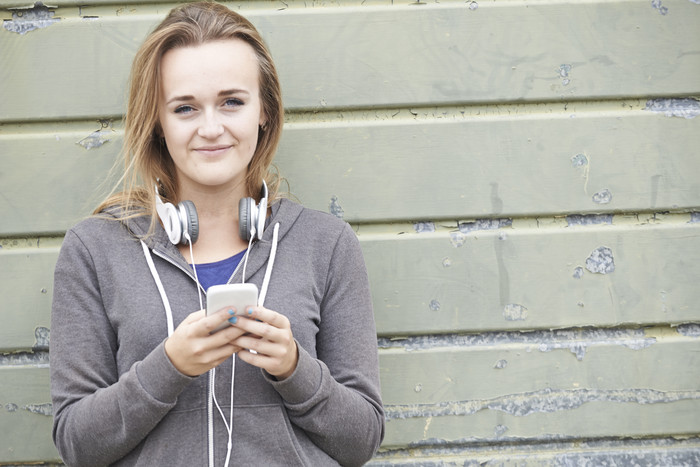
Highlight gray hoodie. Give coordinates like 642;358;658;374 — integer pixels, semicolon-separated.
50;199;384;466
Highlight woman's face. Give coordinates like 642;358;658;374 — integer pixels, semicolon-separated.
158;39;264;196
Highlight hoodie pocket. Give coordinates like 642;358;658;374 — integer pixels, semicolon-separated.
231;404;306;466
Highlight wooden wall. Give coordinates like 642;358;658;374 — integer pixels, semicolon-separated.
1;0;699;464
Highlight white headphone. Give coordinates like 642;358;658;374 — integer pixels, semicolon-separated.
155;180;268;245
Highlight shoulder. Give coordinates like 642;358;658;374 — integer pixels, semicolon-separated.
61;212;152;255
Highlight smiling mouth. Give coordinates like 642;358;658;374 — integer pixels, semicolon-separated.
195;145;232;155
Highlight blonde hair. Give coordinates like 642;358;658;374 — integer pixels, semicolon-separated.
96;1;284;225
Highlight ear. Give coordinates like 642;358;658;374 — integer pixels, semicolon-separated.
259;108;267;130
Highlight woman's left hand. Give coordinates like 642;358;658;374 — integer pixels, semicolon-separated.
230;306;298;380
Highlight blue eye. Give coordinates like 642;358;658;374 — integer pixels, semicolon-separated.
225;98;244;107
174;105;194;114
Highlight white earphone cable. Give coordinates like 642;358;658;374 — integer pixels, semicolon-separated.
240;230;256;284
141;241;174;336
184;231;204;311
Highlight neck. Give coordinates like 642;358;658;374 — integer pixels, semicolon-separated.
177;182;250;264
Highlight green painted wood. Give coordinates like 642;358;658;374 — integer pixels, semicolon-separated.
277;107;700;223
2;107;699;235
0;247;59;353
1;0;699;121
379;328;698;405
379;329;700;447
0;122;120;236
362;222;700;335
370;438;700;466
382;400;700;448
0;367;59;463
2;0;699;464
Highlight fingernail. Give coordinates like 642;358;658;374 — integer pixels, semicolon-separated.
228;316;237;324
247;308;254;315
228;309;235;315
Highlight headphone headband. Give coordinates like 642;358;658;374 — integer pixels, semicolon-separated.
155;181;268;245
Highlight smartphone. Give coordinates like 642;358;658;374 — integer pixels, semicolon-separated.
206;283;259;333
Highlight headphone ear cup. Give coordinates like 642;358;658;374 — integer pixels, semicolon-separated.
178;200;199;245
239;197;254;241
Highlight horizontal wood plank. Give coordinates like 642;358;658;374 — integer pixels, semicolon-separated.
0;366;59;463
370;438;700;466
379;329;700;446
0;122;120;236
2;106;699;235
0;247;59;352
362;222;700;335
277;107;700;222
379;328;699;405
382;400;700;448
1;0;698;121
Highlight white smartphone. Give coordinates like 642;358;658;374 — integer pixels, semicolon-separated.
206;283;259;333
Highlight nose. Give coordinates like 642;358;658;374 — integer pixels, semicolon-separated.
197;110;224;139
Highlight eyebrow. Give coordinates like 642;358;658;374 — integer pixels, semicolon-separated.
166;88;251;106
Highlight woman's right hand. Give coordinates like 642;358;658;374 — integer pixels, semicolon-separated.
164;308;247;376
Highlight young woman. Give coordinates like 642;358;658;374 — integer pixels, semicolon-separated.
50;2;384;466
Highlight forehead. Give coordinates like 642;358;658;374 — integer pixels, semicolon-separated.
159;39;261;96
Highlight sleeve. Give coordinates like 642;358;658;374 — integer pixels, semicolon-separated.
50;229;194;467
263;223;385;466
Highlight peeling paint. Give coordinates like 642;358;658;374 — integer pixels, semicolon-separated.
6;403;18;412
572;266;584;279
370;438;700;466
503;303;528;321
449;232;465;248
77;119;114;149
555;449;700;467
570;153;588;168
558;64;572;86
651;0;669;15
494;424;508;437
468;1;478;10
458;218;512;234
23;403;53;416
378;328;656;357
538;329;655;360
384;387;700;420
429;299;441;311
592;188;612;204
586;246;615;274
34;326;50;350
676;323;700;338
566;214;613;227
329;195;344;219
414;222;435;233
645;98;700;119
689;212;700;223
0;350;50;367
494;359;507;369
2;2;59;35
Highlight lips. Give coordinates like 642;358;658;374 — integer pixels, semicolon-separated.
195;145;233;156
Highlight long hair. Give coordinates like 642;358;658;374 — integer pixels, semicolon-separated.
95;1;284;227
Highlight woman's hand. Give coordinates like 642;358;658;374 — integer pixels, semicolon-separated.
229;306;299;380
164;308;248;377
